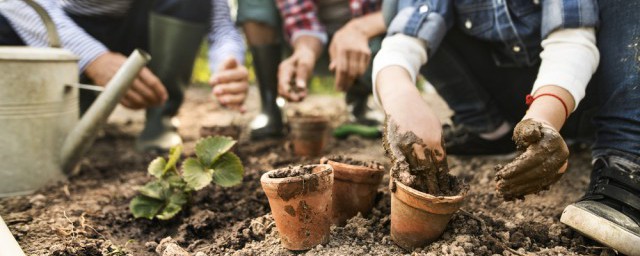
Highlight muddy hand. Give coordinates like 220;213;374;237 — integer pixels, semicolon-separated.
383;117;451;195
495;119;569;200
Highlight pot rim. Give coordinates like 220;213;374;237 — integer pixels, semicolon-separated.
324;160;384;184
392;178;466;214
260;164;333;185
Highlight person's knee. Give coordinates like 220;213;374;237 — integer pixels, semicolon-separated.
237;0;282;46
243;21;279;46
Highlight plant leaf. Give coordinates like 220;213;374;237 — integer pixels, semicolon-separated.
148;157;167;178
165;172;187;189
182;158;213;191
155;190;188;220
130;195;164;219
165;145;183;172
195;136;236;167
156;204;181;220
211;152;244;187
138;180;164;199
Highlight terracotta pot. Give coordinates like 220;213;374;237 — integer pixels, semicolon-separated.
321;157;384;226
390;179;465;250
260;164;334;250
289;116;329;157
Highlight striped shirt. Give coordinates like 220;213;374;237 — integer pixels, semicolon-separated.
0;0;245;72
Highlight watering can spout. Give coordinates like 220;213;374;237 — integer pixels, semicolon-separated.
60;49;151;173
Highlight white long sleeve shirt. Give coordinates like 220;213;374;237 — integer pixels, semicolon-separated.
0;0;245;72
372;28;599;111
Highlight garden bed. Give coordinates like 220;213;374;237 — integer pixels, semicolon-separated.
0;87;611;255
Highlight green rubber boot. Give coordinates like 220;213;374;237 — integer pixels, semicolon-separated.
136;13;208;152
249;44;284;140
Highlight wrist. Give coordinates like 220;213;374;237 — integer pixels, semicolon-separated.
345;12;385;39
84;52;110;79
293;36;323;60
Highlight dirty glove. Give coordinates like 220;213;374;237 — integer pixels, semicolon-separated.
495;119;569;200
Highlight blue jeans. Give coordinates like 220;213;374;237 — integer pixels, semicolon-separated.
591;0;640;164
421;0;640;165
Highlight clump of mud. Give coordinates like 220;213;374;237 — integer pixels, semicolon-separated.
320;155;384;170
383;119;464;196
268;165;315;178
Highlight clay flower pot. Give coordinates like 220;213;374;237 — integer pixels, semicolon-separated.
260;164;334;250
320;156;384;226
289;116;329;157
390;179;465;250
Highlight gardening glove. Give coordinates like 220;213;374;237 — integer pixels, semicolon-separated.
383;118;454;195
495;119;569;200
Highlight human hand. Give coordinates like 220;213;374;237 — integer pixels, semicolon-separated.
277;46;316;102
329;25;371;91
210;57;249;112
495;119;569;200
85;51;167;109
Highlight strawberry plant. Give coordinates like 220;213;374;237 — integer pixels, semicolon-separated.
129;136;244;220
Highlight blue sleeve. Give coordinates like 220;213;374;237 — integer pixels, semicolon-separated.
384;0;454;55
541;0;598;39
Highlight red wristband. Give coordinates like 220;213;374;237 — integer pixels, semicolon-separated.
525;93;569;120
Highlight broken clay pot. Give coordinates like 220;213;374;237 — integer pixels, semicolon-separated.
260;164;334;251
289;116;330;157
320;156;384;226
390;178;465;250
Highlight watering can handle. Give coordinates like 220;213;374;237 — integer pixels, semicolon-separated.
21;0;62;48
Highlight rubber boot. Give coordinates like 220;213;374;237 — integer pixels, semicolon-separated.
249;44;284;140
136;13;208;152
346;76;383;127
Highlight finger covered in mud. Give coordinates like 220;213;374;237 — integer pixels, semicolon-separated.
495;119;569;201
383;117;466;196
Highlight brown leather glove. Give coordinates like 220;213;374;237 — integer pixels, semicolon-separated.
495;119;569;200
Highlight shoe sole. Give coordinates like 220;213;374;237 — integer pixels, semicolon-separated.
561;204;640;256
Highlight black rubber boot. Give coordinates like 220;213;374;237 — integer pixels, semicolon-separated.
345;76;383;127
136;13;208;152
249;44;284;140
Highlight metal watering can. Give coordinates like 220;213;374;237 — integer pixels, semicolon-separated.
0;0;151;197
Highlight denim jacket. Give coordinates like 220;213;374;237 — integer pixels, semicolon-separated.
382;0;599;67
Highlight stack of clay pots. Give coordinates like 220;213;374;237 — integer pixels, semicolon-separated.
261;156;385;250
261;155;466;251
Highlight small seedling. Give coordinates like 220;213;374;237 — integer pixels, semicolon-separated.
129;136;244;220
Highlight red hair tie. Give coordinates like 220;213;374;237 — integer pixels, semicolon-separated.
525;93;569;120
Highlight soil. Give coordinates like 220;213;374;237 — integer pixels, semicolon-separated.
320;155;384;170
383;119;462;196
0;87;613;255
199;125;241;140
268;165;314;179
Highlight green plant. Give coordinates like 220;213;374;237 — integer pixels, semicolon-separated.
129;136;244;220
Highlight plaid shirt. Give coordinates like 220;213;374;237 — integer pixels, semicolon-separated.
276;0;381;44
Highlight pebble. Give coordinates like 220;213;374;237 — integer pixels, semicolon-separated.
161;244;190;256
